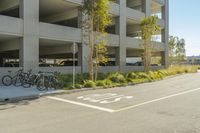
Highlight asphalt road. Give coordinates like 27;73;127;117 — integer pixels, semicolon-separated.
1;72;200;133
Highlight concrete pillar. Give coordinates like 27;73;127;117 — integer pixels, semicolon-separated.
143;0;152;16
79;9;89;73
81;43;89;73
161;51;165;65
77;44;82;66
118;0;127;71
161;0;169;67
0;56;3;67
19;0;39;71
77;8;82;28
115;17;120;35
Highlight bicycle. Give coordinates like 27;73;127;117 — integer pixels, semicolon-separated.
22;71;48;91
2;69;24;86
2;71;13;86
43;72;63;90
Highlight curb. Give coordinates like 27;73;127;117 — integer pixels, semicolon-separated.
0;88;95;103
1;72;198;103
0;95;40;103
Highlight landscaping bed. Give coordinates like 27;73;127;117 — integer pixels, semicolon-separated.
60;65;199;90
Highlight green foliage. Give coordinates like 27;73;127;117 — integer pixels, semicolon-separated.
82;0;112;81
75;84;83;89
94;41;109;81
126;72;137;79
131;78;149;84
169;36;186;65
136;72;150;79
84;80;96;88
107;73;127;84
96;80;106;86
140;16;160;73
103;79;117;88
60;65;198;90
140;16;160;41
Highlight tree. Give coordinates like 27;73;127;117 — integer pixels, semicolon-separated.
140;16;160;73
168;36;186;65
82;0;112;81
175;38;186;64
169;36;178;65
94;40;109;81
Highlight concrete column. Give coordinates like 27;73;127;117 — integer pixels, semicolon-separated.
81;43;89;73
19;0;39;71
143;0;152;16
161;51;165;65
115;17;120;35
0;56;3;67
77;44;82;66
118;0;127;71
115;47;119;66
79;10;89;73
161;0;169;67
77;8;82;28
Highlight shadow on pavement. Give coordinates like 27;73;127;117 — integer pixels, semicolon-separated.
0;99;38;110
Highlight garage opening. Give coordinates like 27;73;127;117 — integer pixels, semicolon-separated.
39;0;80;28
0;35;20;67
0;0;20;18
39;39;81;67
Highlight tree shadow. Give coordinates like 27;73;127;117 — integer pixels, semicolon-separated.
0;98;38;111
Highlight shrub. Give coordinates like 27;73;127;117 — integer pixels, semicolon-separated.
96;80;106;87
136;72;150;79
107;73;127;83
75;84;82;89
131;78;149;84
84;80;96;88
126;72;137;79
97;73;108;80
103;79;116;88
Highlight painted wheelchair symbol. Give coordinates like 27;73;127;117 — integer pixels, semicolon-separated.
77;93;133;104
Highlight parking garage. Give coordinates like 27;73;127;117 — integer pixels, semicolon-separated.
0;0;168;73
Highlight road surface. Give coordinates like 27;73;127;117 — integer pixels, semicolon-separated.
1;72;200;133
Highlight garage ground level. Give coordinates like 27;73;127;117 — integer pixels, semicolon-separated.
0;72;200;133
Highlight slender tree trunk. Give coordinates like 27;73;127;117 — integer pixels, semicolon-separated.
144;41;151;73
88;15;94;81
95;50;98;81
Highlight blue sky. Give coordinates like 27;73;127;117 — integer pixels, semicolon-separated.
169;0;200;56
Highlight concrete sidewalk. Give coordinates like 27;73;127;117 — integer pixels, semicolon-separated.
0;85;65;102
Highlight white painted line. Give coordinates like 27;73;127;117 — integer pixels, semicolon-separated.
114;87;200;112
48;87;200;113
47;96;115;113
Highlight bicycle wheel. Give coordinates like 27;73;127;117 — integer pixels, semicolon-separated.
22;79;31;88
13;76;23;87
37;80;48;91
2;75;13;86
22;74;32;88
54;80;64;90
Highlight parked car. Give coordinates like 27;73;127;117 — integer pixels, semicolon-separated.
3;62;19;67
59;61;78;66
127;61;159;66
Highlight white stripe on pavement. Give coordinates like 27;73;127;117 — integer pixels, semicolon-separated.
47;96;115;113
47;87;200;113
114;87;200;112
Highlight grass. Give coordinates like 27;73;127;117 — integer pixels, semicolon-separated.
60;65;198;89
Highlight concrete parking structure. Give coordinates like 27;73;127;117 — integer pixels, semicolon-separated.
0;0;169;77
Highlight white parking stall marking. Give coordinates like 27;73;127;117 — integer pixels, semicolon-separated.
114;87;200;112
47;96;115;113
47;88;200;113
77;93;133;104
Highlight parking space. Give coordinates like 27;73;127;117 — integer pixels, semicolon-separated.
47;73;200;113
1;73;200;133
